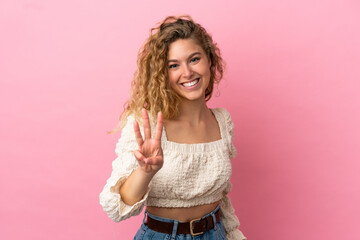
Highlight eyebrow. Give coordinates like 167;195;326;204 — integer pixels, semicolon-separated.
167;52;201;63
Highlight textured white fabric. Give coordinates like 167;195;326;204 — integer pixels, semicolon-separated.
99;107;246;239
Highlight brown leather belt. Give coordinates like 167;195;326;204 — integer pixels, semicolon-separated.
145;208;221;236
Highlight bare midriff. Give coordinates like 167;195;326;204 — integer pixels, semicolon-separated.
146;201;220;222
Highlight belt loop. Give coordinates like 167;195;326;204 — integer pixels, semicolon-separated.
143;210;148;224
211;213;217;230
170;220;179;240
212;204;220;231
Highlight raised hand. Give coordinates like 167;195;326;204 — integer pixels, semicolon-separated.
133;108;164;174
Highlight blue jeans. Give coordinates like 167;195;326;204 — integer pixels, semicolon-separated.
133;204;227;240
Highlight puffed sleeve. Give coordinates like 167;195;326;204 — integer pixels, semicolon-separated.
221;108;237;159
99;114;151;222
219;181;247;240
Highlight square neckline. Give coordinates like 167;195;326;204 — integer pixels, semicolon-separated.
161;108;224;146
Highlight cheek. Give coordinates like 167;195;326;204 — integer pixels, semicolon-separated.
168;72;178;85
201;67;211;80
198;62;211;75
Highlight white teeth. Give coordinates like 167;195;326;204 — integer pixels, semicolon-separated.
183;79;199;87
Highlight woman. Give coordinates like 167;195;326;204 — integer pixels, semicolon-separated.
99;15;247;240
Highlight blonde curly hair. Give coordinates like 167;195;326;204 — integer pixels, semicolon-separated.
107;15;225;134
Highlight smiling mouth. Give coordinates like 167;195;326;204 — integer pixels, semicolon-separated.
181;78;200;87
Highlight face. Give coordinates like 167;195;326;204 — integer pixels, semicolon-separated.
167;38;211;102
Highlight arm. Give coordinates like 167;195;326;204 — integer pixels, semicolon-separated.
120;109;164;205
99;110;164;222
219;182;247;240
219;108;247;239
99;115;151;222
119;166;156;206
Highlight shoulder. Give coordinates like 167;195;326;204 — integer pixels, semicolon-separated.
211;107;233;123
211;107;235;137
120;113;136;135
211;107;237;158
114;114;138;155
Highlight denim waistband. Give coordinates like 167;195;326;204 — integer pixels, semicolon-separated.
143;203;221;224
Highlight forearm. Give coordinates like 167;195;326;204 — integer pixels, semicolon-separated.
119;166;156;206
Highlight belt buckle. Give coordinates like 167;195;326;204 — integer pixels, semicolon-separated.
190;217;204;236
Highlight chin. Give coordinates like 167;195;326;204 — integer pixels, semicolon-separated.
180;94;205;101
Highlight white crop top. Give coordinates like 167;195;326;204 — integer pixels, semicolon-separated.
99;107;247;240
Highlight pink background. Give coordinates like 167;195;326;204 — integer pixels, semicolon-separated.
1;0;359;239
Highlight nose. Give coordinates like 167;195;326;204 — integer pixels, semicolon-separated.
182;64;193;78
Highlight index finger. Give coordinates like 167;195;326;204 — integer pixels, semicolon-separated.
133;119;144;147
154;111;163;141
142;108;152;140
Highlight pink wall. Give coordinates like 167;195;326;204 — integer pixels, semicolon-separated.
1;0;359;239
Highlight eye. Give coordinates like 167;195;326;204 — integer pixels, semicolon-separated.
169;64;178;69
190;57;200;63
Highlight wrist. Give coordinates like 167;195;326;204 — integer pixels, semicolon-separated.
136;166;158;178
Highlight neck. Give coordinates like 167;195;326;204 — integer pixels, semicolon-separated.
175;97;211;125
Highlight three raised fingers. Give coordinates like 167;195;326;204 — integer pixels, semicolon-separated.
133;108;163;148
